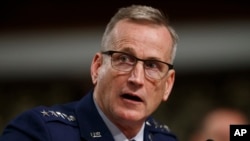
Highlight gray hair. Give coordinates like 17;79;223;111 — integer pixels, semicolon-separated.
101;5;179;63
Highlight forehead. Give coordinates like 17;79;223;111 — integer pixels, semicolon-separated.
109;19;173;61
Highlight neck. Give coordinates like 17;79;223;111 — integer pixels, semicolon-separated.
93;92;145;139
113;119;144;139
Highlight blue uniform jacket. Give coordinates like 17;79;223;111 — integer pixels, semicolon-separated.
0;91;178;141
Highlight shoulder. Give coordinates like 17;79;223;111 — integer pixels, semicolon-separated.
34;104;77;125
15;102;79;127
145;117;178;141
0;102;80;141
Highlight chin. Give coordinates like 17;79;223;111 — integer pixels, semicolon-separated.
116;110;145;122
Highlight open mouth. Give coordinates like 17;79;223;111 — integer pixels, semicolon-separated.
121;94;143;102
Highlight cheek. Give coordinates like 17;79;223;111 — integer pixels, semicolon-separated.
146;82;166;107
149;82;166;97
98;63;108;79
145;92;163;116
98;71;113;96
97;66;124;95
97;63;115;85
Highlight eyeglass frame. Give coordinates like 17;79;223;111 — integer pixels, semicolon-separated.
101;50;174;80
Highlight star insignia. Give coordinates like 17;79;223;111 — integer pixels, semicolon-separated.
146;121;151;126
41;110;50;116
40;109;76;122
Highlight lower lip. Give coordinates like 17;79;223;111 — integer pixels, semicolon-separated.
121;97;143;105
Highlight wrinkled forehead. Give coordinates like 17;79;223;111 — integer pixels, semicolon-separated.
108;19;173;60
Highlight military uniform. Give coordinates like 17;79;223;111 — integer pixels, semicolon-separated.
0;91;178;141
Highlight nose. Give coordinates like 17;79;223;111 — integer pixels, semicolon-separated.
127;61;145;86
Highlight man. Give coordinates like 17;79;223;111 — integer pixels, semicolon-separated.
189;107;249;141
0;5;179;141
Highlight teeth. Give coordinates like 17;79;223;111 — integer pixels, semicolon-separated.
122;94;142;102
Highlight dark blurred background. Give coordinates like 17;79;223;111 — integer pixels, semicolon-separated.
0;1;250;141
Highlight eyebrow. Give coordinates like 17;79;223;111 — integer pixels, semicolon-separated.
118;47;135;54
118;47;165;62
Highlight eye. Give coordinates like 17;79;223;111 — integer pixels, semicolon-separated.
145;61;162;70
111;52;136;65
118;54;130;62
115;53;135;65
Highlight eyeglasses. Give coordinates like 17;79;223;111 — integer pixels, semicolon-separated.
101;50;173;80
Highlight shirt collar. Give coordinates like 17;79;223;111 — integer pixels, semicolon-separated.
94;97;145;141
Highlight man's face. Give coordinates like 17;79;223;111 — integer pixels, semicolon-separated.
91;19;175;125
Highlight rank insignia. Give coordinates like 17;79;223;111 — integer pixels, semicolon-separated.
40;109;76;122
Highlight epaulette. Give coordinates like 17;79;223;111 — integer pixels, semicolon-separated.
34;106;78;126
145;118;171;133
145;118;178;141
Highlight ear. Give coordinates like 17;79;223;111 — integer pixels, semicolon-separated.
162;69;175;101
90;53;102;85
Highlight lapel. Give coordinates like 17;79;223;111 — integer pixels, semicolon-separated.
75;91;115;141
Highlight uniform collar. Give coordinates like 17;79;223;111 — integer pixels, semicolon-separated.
74;90;177;141
75;91;114;141
94;96;145;141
